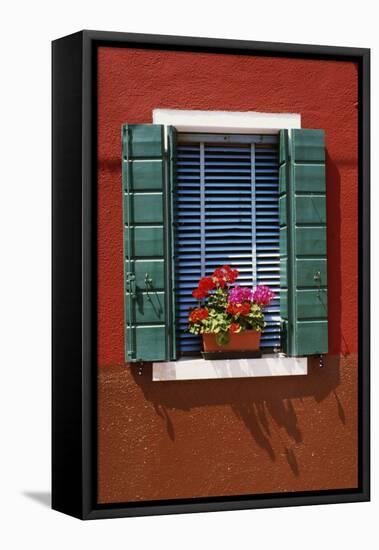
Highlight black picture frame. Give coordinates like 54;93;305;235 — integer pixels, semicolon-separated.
52;30;370;520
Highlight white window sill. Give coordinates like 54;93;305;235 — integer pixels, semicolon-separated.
152;354;307;381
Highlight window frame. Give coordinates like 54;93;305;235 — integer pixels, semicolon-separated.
155;110;303;363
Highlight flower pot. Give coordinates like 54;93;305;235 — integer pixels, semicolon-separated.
202;330;261;353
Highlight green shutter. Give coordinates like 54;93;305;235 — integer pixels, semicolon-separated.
279;129;328;356
122;124;176;362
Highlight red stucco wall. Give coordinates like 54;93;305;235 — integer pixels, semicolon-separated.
97;47;358;503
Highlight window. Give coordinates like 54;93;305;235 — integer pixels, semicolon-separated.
175;133;280;356
122;124;328;363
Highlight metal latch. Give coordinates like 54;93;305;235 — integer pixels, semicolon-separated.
126;272;136;299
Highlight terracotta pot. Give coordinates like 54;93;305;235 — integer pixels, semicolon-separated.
202;330;261;352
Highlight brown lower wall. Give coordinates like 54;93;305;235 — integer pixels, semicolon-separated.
98;354;357;503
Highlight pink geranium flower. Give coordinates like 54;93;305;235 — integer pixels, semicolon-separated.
228;286;253;304
252;285;275;307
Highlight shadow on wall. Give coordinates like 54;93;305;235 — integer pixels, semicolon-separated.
326;152;352;358
130;354;344;477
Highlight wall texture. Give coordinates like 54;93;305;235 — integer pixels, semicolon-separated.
97;47;358;503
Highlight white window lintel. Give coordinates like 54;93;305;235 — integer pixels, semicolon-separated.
153;108;301;135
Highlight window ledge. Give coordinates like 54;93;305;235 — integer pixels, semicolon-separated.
152;354;307;381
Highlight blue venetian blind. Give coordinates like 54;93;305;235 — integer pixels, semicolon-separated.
175;134;280;355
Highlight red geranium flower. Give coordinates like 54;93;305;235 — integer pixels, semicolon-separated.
227;302;250;316
192;288;207;300
199;276;216;292
227;303;236;314
192;276;216;300
239;302;251;316
189;307;209;323
212;265;239;287
229;322;240;333
198;308;209;320
223;265;239;283
212;267;227;288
